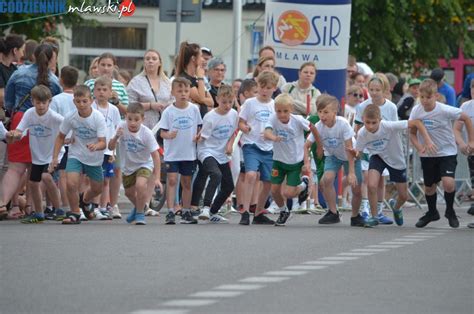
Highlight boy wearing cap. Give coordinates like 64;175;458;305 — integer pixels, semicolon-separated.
430;68;456;107
397;78;421;120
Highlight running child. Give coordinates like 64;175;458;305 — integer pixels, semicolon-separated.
51;85;107;224
264;93;322;226
157;77;202;225
410;79;474;228
108;103;162;225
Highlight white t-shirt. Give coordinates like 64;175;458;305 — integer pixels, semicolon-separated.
50;92;76;117
265;114;310;164
92;102;121;156
309;116;354;161
239;97;275;151
197;108;238;164
16;108;64;165
460;100;474;141
344;105;357;127
116;121;159;175
355;98;398;124
59;109;107;166
157;103;202;162
0;122;7;140
356;120;408;170
409;102;462;157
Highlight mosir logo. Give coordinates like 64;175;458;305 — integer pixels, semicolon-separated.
276;10;310;47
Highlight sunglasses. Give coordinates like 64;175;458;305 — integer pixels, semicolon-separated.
351;93;364;98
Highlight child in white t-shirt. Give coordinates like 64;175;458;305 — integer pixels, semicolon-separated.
264;93;322;226
7;85;64;223
454;78;474;221
410;79;474;228
91;76;121;219
304;94;364;226
157;77;203;225
51;85;107;224
191;85;238;223
238;71;278;225
356;104;435;227
108;103;162;225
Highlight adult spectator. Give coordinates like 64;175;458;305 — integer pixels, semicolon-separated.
40;36;59;75
251;56;281;99
430;67;456;106
2;43;61;219
175;41;214;117
207;57;226;106
281;61;321;116
86;57;100;81
347;55;358;79
201;46;213;89
0;34;25;112
245;45;286;88
127;49;173;129
20;39;37;65
397;78;421;120
385;72;401;104
461;72;474;102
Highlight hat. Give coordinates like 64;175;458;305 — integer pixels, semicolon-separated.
201;47;212;56
430;68;444;82
207;57;225;70
408;78;421;86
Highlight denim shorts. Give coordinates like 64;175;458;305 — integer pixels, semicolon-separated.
65;158;104;182
324;155;362;184
242;144;273;182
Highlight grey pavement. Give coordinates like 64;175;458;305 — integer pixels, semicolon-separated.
0;203;473;314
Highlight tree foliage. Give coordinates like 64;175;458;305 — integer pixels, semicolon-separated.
350;0;474;73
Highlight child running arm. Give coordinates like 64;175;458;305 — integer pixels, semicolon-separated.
408;120;437;155
453;113;474;155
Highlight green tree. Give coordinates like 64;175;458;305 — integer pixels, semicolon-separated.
350;0;474;73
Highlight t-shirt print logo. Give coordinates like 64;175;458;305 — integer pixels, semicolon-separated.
212;124;233;140
75;126;97;139
368;138;388;151
324;137;339;148
172;116;193;130
255;110;271;122
422;119;436;130
125;138;145;153
29;124;52;138
276;129;294;142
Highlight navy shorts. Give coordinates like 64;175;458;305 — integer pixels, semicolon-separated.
102;155;115;178
369;155;407;183
30;164;49;182
166;160;196;176
420;155;457;187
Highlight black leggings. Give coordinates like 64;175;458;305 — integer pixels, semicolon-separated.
191;157;234;214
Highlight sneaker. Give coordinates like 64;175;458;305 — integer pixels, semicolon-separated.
145;206;160;217
198;206;210;220
180;211;197;224
135;213;146;225
111;205;122;219
209;214;229;224
392;209;404;226
165;211;176;225
44;207;55;220
318;211;341;224
350;214;365;227
468;222;474;228
415;211;440;228
364;217;379;227
377;213;394;225
360;211;370;222
79;209;88;221
239;211;250;225
298;176;310;205
275;211;292;226
21;213;44;224
126;208;137;224
308;204;325;215
467;203;474;216
79;195;93;220
55;209;66;221
445;213;459;228
252;213;275;225
94;209;111;221
191;209;201;217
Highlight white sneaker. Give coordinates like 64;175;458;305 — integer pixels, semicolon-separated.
79;209;88;221
145;206;160;216
111;205;122;219
210;214;229;224
94;208;110;220
199;206;210;220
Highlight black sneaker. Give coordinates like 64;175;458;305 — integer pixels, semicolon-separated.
445;213;459;228
415;211;440;228
239;211;250;225
252;213;275;225
298;176;310;205
275;211;292;226
191;209;201;217
79;194;93;220
467;203;474;216
165;212;176;225
350;214;365;227
44;207;56;220
180;211;198;224
318;211;341;224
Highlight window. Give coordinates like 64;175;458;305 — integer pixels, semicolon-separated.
72;26;146;50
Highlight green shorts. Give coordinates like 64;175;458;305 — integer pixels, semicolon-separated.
271;160;303;187
122;167;152;189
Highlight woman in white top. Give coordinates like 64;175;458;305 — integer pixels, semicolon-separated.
281;62;321;116
127;49;173;129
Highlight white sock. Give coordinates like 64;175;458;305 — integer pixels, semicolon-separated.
279;205;288;212
377;202;384;215
298;180;307;190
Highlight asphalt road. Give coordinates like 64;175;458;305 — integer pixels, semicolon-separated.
0;204;473;314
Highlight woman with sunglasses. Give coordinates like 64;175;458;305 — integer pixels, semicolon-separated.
345;85;365;126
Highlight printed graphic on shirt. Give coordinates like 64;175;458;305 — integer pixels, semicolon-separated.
75;126;98;139
365;138;389;151
275;128;296;142
29;124;53;137
255;109;272;122
172;116;194;130
123;138;147;153
324;137;342;148
212;124;234;140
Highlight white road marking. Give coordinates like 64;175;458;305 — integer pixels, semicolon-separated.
414;232;445;236
338;252;375;256
240;276;290;283
162;299;217;307
319;256;360;261
351;249;389;252
215;284;265;291
264;270;308;276
367;245;403;248
190;291;243;298
303;260;345;265
380;242;413;245
284;265;327;270
392;238;426;242
131;310;189;314
403;235;436;238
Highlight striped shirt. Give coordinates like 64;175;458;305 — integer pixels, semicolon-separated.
84;78;129;106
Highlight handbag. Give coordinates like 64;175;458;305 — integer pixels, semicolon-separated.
3;92;30;130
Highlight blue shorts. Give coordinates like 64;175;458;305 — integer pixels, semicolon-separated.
324;155;363;184
65;158;104;182
242;144;273;182
102;155;115;178
166;160;195;176
369;155;407;183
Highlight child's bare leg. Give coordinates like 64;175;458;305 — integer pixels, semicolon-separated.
29;181;43;214
84;179;103;204
241;171;257;212
271;184;284;207
180;175;192;209
256;181;271;215
100;178;110;208
394;182;408;210
166;173;178;211
321;171;337;213
42;173;61;209
66;172;81;213
351;184;362;217
59;170;69;208
367;170;381;217
109;168;122;207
